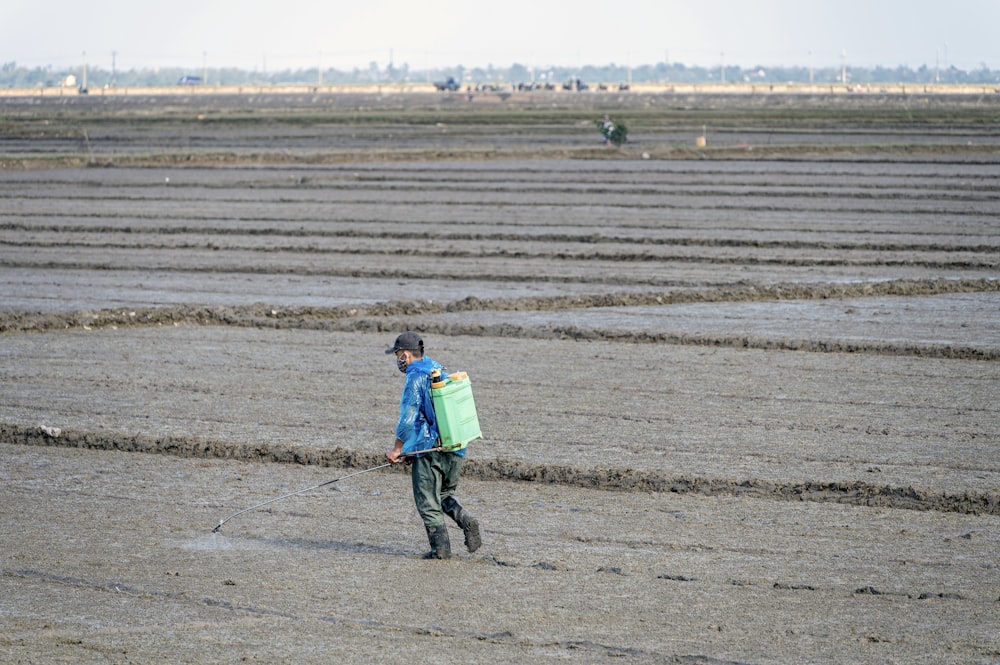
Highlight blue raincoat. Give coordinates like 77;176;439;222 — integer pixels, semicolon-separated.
395;356;467;458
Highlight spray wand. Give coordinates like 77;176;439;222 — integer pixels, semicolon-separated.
211;446;440;533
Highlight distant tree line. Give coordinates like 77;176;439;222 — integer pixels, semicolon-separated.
2;59;998;89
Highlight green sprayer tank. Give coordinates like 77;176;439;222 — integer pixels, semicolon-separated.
430;369;482;451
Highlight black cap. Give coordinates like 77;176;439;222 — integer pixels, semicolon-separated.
385;331;424;355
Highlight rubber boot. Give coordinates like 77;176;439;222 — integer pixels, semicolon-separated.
442;496;481;553
423;523;451;560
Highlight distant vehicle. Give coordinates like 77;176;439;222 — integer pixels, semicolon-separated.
177;75;202;85
433;77;460;91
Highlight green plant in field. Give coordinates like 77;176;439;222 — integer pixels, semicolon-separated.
596;117;628;146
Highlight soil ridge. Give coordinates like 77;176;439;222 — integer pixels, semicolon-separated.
5;423;996;516
2;278;996;360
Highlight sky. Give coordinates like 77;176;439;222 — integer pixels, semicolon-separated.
4;0;998;73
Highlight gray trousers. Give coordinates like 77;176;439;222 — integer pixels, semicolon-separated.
411;450;462;527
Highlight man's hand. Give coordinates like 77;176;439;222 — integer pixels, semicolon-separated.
386;439;404;464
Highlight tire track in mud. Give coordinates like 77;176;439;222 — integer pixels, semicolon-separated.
1;278;997;360
4;424;997;516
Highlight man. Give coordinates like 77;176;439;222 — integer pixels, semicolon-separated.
600;114;615;145
385;331;482;559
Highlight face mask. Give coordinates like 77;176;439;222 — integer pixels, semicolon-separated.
396;353;408;373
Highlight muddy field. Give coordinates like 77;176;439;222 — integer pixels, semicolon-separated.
1;91;999;664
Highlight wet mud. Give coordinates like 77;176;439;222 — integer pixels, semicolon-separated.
1;92;998;664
